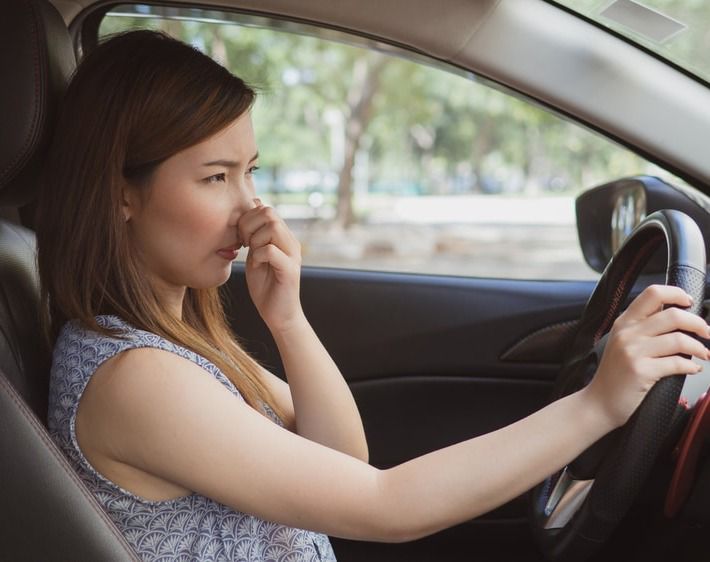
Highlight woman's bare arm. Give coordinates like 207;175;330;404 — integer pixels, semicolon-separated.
269;314;368;462
256;330;368;464
79;346;604;542
78;284;710;542
239;202;367;460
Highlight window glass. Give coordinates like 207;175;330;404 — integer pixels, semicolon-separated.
557;0;710;86
99;5;682;280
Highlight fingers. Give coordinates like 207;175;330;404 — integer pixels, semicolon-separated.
612;285;710;369
622;284;693;320
248;221;298;256
237;199;269;247
247;243;298;277
614;285;709;347
641;331;710;361
238;201;300;257
645;355;704;377
631;305;710;340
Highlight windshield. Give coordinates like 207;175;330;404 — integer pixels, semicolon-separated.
556;0;710;84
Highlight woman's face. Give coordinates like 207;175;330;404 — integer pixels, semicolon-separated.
124;112;258;305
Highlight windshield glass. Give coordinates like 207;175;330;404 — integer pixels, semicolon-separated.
556;0;710;83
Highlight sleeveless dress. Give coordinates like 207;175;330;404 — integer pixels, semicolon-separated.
47;315;337;562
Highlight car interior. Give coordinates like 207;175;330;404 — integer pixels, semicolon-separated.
1;0;709;561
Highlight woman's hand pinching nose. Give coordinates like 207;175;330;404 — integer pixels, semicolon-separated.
238;201;304;333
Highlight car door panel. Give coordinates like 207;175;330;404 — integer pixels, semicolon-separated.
224;266;595;382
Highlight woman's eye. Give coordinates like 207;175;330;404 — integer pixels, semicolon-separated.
247;165;260;176
204;173;226;184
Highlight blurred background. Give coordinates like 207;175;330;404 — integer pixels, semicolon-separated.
101;5;688;280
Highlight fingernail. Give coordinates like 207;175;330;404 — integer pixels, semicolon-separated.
253;197;262;207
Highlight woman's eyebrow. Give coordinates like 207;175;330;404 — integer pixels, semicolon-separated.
201;152;259;168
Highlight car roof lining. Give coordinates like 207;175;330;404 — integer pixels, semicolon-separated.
50;0;710;190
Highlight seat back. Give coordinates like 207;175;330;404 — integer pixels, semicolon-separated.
0;1;138;558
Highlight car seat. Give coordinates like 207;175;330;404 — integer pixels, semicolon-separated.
0;0;139;558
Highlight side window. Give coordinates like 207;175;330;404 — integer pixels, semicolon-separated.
99;6;678;280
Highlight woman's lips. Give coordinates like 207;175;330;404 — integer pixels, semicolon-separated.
217;246;240;260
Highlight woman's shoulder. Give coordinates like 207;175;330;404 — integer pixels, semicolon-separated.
54;315;154;366
63;315;242;394
52;314;244;415
53;316;187;387
56;314;138;345
56;315;183;356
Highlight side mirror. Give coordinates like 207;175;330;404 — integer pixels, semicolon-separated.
576;175;710;273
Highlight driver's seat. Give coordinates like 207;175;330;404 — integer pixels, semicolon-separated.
0;1;137;558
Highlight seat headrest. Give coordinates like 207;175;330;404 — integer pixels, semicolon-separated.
0;0;76;207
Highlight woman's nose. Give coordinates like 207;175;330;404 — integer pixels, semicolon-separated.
233;180;255;212
231;185;258;229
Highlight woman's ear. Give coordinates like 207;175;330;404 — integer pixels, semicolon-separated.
121;183;138;222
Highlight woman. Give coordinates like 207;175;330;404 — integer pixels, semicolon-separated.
37;30;709;561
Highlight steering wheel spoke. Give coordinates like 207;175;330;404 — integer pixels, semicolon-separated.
543;468;594;530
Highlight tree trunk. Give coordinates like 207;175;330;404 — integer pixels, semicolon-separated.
334;53;388;229
470;115;495;192
160;19;185;41
210;26;229;68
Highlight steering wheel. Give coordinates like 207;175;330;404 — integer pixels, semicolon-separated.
530;209;706;562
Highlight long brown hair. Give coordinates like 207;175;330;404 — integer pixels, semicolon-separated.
36;30;285;419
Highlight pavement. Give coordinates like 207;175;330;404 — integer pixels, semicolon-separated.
262;194;597;280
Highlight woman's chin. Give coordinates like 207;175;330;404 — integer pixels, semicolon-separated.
188;266;234;290
215;264;236;287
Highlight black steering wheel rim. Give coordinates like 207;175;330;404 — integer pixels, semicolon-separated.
530;209;706;562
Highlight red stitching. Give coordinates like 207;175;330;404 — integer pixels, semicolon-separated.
593;234;662;343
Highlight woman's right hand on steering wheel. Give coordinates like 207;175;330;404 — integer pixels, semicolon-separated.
584;284;710;430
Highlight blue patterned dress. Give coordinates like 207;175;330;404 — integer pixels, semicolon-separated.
47;315;337;562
